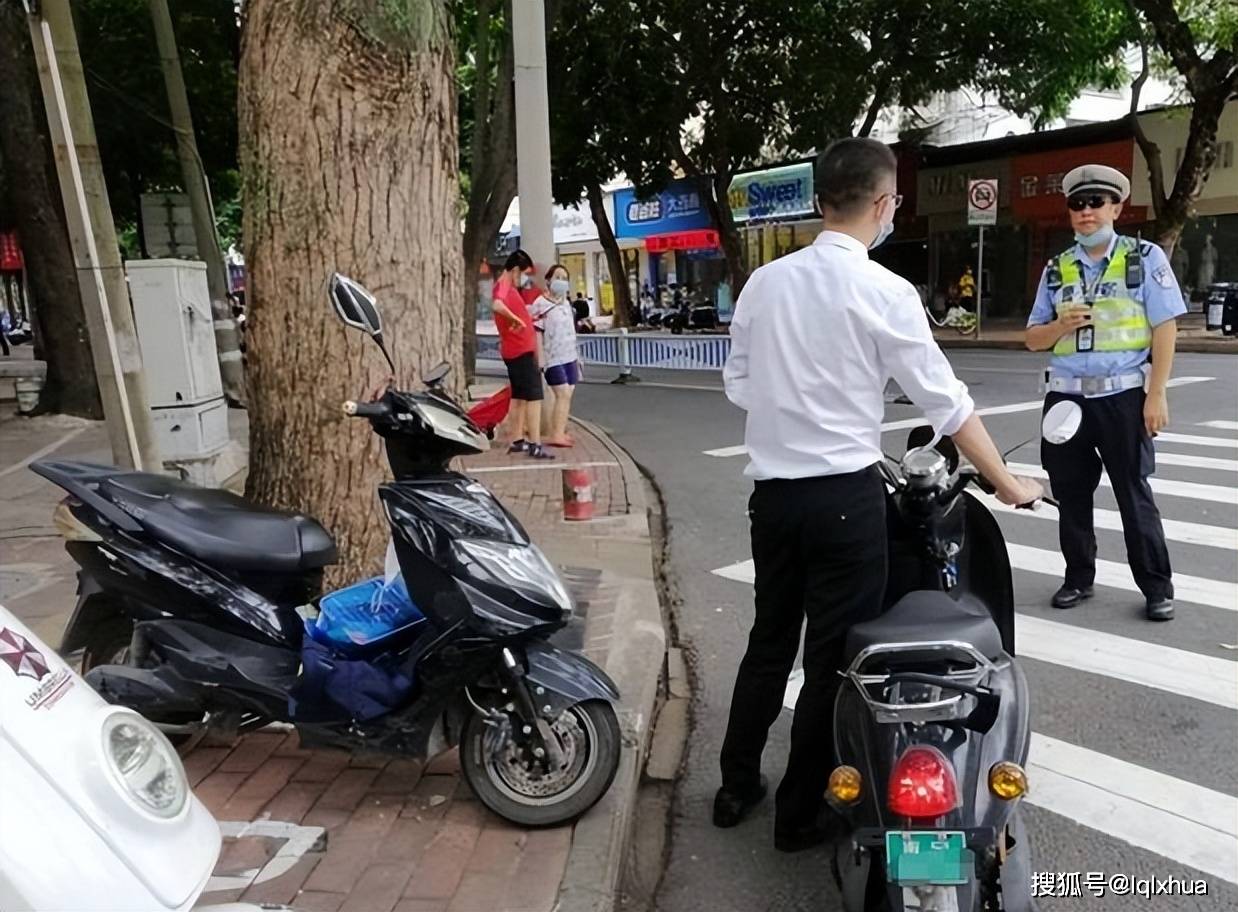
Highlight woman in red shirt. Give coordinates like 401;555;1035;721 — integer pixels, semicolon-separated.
491;250;554;459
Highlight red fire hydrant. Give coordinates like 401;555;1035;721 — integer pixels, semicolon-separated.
562;468;594;521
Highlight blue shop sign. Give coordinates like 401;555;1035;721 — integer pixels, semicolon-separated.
613;178;714;239
728;162;815;223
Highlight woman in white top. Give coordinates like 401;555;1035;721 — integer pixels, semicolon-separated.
528;263;582;447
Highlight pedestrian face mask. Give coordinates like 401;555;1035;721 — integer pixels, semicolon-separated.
1042;400;1083;445
869;192;901;250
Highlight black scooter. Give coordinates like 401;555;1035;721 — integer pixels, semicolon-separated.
828;430;1036;912
32;274;622;827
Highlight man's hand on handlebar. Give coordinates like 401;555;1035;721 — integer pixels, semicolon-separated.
996;475;1043;508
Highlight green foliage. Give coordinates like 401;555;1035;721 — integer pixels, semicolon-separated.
345;0;451;52
75;0;239;251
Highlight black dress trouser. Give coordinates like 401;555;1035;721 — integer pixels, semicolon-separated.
719;466;887;834
1040;388;1173;601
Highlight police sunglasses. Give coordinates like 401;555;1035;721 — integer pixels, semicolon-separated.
1067;193;1118;211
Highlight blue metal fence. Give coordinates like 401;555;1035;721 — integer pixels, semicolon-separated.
479;331;731;372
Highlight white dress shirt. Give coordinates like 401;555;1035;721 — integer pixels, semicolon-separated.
724;230;974;480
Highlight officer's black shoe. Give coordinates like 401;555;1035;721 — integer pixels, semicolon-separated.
1146;597;1174;621
1051;585;1094;609
712;776;768;828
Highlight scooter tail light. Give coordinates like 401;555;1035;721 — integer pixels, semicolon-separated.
887;745;960;818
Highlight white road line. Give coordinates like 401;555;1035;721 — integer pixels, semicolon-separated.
1015;614;1238;709
467;461;618;474
1026;734;1238;884
1155;451;1238;472
1005;542;1236;611
0;426;89;480
712;559;755;584
972;490;1238;551
704;377;1215;458
1008;462;1238;508
1155;432;1238;450
1200;420;1238;431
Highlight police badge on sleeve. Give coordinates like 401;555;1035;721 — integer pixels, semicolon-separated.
1152;265;1173;288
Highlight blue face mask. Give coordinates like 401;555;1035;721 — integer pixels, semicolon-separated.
1074;223;1114;248
550;278;570;296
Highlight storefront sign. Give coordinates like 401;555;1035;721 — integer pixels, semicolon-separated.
613;178;713;239
728;163;815;222
917;160;1009;216
1012;140;1138;221
646;230;719;253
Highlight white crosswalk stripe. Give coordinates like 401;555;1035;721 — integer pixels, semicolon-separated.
1005;542;1235;611
973;490;1238;551
1155;431;1238;450
1027;735;1238;884
1008;461;1238;507
1154;451;1238;472
1200;420;1238;431
703;377;1216;458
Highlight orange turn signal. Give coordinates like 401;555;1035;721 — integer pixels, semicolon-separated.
828;765;863;804
988;761;1028;800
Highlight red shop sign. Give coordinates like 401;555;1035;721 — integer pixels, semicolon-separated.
645;230;719;253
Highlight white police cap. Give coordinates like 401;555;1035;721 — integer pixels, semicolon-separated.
1062;164;1130;202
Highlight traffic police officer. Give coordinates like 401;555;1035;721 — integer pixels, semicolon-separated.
1026;164;1185;621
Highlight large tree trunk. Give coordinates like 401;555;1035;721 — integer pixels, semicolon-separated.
587;182;633;327
461;0;517;379
0;3;101;418
1145;85;1232;253
240;0;462;585
706;171;747;295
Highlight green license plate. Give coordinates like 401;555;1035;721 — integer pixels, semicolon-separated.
885;830;970;885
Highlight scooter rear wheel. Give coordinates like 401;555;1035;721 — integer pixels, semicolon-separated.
460;698;621;827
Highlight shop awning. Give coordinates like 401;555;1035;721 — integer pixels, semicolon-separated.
645;229;719;253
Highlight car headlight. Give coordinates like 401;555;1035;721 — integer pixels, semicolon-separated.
101;712;188;818
454;539;573;614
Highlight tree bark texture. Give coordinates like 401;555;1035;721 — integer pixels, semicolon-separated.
0;3;102;418
587;181;633;327
461;0;517;375
707;171;747;295
240;0;462;585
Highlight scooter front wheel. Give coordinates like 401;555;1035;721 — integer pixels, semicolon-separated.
460;699;621;827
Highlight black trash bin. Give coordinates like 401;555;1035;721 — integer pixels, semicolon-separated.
1204;283;1233;332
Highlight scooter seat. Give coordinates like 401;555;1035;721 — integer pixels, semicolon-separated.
844;591;1004;665
101;472;337;573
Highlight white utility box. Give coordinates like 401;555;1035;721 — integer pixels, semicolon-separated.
126;258;228;465
150;398;230;461
126;259;223;408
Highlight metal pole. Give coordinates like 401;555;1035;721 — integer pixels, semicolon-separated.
147;0;246;405
25;0;157;469
511;0;554;272
976;225;985;340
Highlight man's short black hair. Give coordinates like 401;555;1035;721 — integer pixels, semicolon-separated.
504;249;533;272
815;138;898;218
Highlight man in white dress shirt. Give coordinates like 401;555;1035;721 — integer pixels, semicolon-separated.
714;138;1041;851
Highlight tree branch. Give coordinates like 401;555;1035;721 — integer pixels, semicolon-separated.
1130;0;1206;92
857;69;893;137
1124;0;1167;215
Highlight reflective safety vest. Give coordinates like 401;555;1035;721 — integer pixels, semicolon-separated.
1050;238;1152;355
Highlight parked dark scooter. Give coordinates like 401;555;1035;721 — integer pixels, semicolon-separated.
32;274;622;827
827;429;1036;912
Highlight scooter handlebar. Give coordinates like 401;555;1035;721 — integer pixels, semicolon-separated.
342;399;390;419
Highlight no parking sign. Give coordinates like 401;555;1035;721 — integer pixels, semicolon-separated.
967;179;998;226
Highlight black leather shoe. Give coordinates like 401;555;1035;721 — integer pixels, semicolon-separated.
1146;597;1174;621
712;776;768;828
1051;585;1094;609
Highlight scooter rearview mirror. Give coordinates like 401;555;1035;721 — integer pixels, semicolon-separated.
905;425;959;474
329;273;396;374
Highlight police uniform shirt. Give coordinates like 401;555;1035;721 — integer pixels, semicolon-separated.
1027;234;1186;396
724;230;974;480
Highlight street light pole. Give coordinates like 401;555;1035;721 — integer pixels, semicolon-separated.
511;0;554;272
24;0;158;470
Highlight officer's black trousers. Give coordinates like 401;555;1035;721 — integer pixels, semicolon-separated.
718;467;887;834
1041;388;1173;601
